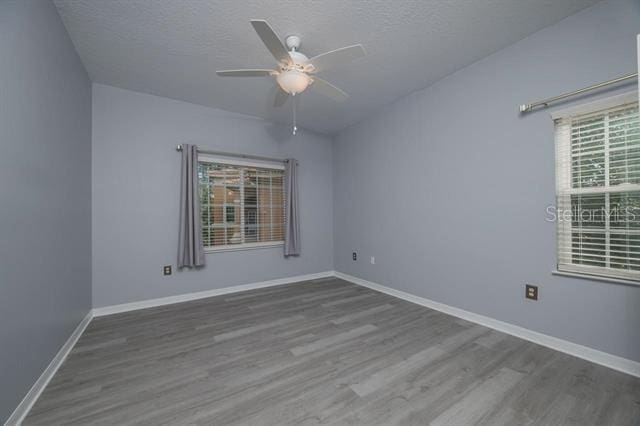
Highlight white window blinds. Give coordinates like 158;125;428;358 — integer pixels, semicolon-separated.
198;158;285;250
554;98;640;281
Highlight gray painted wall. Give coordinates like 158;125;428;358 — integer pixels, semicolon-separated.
0;0;92;422
92;84;333;308
333;0;640;362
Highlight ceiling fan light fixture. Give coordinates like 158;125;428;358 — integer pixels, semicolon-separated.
216;19;365;134
276;70;311;95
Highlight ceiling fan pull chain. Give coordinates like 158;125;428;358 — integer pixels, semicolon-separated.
292;93;297;135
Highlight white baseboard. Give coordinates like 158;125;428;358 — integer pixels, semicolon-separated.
93;270;335;317
5;311;94;426
334;271;640;378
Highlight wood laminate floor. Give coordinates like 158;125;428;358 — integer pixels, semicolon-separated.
25;278;640;425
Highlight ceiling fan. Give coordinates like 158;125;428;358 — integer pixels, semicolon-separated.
216;20;366;132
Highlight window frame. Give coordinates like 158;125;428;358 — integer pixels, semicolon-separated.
198;155;286;253
552;91;640;285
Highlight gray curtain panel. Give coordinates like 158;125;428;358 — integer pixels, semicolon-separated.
284;158;300;257
178;144;205;268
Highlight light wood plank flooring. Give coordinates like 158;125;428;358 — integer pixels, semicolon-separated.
25;278;640;425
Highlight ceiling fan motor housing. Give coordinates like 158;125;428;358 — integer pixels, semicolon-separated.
288;51;310;68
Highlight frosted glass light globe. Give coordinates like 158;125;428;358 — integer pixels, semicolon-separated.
277;70;311;95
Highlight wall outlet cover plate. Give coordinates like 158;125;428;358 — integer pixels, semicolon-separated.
525;284;538;300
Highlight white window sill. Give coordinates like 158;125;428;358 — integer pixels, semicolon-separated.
204;241;284;254
552;270;640;287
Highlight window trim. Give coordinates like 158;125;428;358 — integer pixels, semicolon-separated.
552;91;640;284
198;155;286;253
552;270;640;287
198;154;285;170
550;91;638;121
204;241;284;253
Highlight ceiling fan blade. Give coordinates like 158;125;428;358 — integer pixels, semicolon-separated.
309;44;366;73
274;87;289;107
250;20;291;65
311;77;349;102
216;69;274;77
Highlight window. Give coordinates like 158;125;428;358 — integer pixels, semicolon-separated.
554;94;640;282
198;157;285;250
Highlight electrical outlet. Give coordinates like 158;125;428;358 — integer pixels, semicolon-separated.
163;265;172;276
525;284;538;300
352;252;357;261
370;256;375;265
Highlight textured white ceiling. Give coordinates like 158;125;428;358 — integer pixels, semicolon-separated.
54;0;598;135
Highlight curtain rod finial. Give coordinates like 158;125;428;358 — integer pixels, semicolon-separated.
176;144;183;151
519;104;530;113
